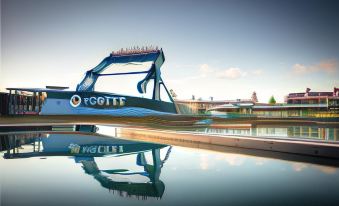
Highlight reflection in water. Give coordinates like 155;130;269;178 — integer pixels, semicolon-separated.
81;148;167;199
1;126;339;206
1;131;172;200
193;148;338;175
200;125;339;141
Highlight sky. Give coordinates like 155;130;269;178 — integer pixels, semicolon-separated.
1;0;338;102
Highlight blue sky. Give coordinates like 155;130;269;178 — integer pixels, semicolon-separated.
1;0;338;102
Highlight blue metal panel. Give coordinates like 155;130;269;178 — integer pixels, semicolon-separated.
76;49;165;96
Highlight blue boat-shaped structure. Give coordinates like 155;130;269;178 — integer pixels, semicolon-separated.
6;47;178;116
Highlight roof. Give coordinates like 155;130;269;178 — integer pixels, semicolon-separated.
253;104;328;109
287;92;334;98
208;103;328;111
287;96;339;100
207;102;255;111
211;104;240;110
6;88;72;93
175;99;253;104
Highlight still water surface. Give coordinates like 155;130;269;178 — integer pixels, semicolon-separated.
1;127;339;206
196;125;339;142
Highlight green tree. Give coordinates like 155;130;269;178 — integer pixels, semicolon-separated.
268;96;276;104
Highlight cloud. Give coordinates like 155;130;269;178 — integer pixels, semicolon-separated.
217;67;247;79
252;69;263;75
292;59;337;74
293;63;308;74
167;64;213;84
199;64;214;77
169;64;256;83
318;60;337;73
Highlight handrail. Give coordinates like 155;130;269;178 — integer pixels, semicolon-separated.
96;71;149;76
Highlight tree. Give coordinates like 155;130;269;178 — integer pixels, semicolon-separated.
268;95;276;104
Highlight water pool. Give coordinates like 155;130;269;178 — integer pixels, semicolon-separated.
1;127;339;206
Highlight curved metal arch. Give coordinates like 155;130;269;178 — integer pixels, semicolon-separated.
76;49;166;101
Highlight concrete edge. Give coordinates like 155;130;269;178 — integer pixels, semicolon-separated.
119;127;339;159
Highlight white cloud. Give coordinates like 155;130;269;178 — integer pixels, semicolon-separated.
292;64;308;74
199;63;214;77
217;67;247;79
252;69;263;75
292;60;337;74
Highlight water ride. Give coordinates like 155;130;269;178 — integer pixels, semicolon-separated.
6;47;178;116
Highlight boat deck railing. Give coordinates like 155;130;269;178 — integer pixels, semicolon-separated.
4;89;46;115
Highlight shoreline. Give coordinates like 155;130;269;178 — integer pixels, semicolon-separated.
0;115;338;127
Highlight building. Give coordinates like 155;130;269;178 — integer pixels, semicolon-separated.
178;87;339;117
175;99;253;115
285;87;339;110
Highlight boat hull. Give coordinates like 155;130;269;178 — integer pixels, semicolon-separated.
40;91;177;116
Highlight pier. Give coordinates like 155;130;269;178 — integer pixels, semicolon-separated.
118;127;339;159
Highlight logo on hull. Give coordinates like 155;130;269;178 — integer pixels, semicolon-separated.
70;95;82;107
70;94;126;108
68;143;124;154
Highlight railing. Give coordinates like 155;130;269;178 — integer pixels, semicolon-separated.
7;91;45;115
0;93;9;115
307;111;339;118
